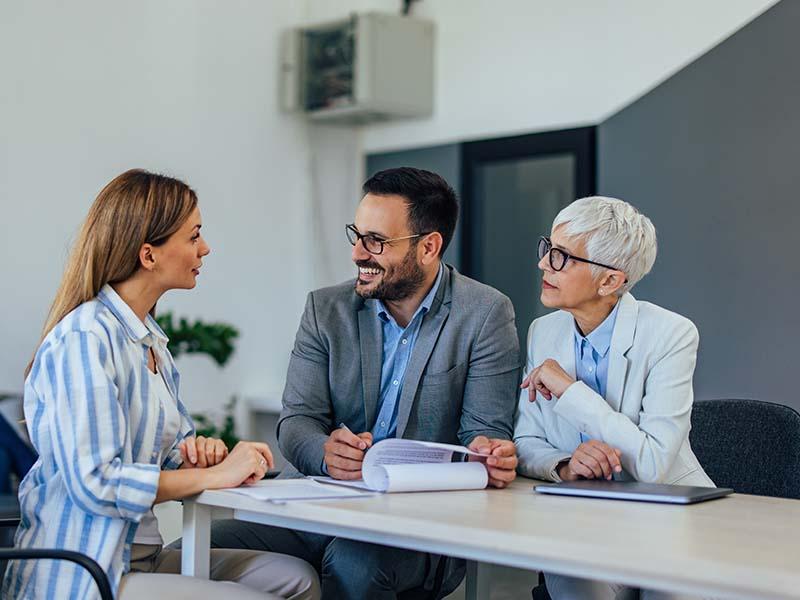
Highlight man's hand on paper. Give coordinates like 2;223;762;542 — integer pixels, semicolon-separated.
324;426;373;480
468;436;518;489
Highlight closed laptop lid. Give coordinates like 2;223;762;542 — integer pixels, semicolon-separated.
534;480;734;504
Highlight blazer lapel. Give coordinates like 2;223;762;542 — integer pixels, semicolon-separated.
552;315;577;379
396;272;451;438
606;293;638;412
358;302;382;429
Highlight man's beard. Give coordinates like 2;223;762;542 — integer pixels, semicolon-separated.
354;246;426;301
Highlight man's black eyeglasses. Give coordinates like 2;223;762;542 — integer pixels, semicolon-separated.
346;224;431;255
538;236;622;273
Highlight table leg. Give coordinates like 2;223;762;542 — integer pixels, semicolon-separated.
181;500;211;578
465;560;490;600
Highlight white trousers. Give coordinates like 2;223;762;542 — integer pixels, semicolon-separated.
118;544;320;600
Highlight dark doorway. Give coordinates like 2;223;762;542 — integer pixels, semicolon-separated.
460;127;596;356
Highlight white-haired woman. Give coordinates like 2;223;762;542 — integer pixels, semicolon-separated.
514;196;713;600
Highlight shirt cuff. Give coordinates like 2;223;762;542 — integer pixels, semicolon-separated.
117;462;161;522
550;457;571;482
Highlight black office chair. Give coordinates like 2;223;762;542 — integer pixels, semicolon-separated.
0;493;20;576
0;495;113;600
690;398;800;499
0;549;114;600
531;573;550;600
532;398;800;599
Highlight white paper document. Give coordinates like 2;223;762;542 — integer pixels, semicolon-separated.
225;479;373;503
315;438;489;493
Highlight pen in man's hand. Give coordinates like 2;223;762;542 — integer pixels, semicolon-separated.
338;422;370;451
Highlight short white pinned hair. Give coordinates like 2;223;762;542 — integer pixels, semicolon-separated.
552;196;657;295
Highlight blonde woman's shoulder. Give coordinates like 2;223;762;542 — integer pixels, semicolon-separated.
42;297;115;346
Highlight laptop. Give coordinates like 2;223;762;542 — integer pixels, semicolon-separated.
534;480;733;504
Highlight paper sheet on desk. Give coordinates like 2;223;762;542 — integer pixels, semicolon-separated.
315;439;489;493
225;479;372;503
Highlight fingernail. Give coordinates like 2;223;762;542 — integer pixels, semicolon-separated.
615;466;622;472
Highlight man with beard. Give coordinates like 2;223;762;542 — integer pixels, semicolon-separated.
208;167;521;599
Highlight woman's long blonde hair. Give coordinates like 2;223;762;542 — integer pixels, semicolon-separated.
26;169;198;376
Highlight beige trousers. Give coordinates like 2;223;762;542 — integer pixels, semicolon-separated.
118;543;320;600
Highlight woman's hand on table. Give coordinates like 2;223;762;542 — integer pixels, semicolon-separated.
558;440;622;481
207;441;275;488
179;435;228;468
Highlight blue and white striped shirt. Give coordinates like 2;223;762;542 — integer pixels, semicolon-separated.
3;284;194;600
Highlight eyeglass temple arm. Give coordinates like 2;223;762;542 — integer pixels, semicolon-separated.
569;255;628;282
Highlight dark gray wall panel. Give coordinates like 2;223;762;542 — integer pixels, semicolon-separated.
366;143;462;269
599;0;800;409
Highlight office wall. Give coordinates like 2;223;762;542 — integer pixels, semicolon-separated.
598;0;800;410
366;143;462;270
328;0;777;153
0;1;315;413
295;0;778;325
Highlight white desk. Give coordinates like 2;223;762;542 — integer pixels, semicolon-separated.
182;478;800;599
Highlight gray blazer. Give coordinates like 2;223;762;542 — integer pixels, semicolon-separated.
277;264;521;478
514;292;714;487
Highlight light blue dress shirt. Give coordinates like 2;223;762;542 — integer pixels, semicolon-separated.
3;284;194;600
573;300;621;444
372;265;444;442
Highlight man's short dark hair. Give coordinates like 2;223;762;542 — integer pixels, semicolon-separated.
362;167;458;256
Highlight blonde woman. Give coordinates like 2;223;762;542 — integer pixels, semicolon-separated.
3;170;319;600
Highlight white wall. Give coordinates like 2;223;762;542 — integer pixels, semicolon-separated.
305;0;778;153
0;1;318;416
0;0;784;569
0;0;781;420
0;0;780;418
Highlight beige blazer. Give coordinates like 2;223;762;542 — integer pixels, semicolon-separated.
514;292;714;487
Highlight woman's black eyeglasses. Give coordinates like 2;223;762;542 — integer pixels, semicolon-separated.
537;236;622;273
346;224;430;255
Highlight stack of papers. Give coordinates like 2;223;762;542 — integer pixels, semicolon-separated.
315;438;489;493
224;479;373;504
223;439;491;502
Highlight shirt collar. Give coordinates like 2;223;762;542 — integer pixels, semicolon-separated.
376;263;444;326
574;299;621;359
97;283;169;345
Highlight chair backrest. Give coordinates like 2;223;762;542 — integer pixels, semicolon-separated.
0;549;113;600
690;399;800;499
